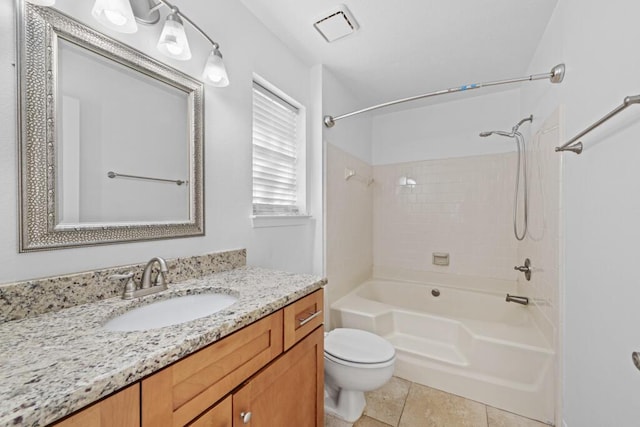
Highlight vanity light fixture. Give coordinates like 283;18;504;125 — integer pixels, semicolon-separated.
149;0;229;86
133;0;229;86
157;9;192;60
31;0;230;87
202;46;229;87
91;0;139;34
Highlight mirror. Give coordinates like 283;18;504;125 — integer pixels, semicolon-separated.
17;3;204;251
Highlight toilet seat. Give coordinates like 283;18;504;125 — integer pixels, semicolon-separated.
324;328;395;366
324;351;395;369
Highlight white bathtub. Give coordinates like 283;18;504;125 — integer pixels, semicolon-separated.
331;278;554;423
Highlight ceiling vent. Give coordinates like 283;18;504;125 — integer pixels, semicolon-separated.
313;5;359;43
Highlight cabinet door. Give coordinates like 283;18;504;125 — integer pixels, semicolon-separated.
142;311;283;427
188;396;232;427
52;384;139;427
232;327;324;427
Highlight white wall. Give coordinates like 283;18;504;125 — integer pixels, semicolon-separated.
322;68;372;164
522;1;640;425
371;89;522;165
0;1;322;283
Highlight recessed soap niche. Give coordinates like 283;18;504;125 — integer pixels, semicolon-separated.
432;252;450;266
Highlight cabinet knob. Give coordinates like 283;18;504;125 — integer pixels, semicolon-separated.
240;411;252;424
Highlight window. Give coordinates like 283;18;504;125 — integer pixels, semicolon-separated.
252;79;305;217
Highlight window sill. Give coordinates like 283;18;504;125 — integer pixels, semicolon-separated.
251;215;312;228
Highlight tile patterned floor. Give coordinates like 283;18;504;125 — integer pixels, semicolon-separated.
325;377;550;427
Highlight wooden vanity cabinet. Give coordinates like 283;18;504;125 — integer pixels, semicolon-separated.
142;288;324;427
189;327;323;427
50;289;324;427
52;384;139;427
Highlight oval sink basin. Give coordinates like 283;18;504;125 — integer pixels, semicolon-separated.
103;293;238;332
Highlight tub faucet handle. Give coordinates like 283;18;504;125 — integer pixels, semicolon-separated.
514;258;532;281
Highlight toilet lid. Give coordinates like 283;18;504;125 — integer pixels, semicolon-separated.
324;328;395;364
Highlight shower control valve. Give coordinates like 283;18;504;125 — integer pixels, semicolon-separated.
514;258;532;281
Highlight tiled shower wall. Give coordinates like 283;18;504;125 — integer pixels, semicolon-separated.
326;143;373;323
373;153;519;281
516;109;562;346
327;120;560;345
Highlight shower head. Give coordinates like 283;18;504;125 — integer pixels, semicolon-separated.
480;115;533;139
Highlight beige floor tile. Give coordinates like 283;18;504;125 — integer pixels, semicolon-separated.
486;407;549;427
364;376;411;426
398;384;488;427
325;413;354;427
354;415;394;427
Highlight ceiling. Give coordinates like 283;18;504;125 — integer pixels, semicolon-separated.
239;0;558;111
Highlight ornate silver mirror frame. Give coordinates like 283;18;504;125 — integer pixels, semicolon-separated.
17;3;204;252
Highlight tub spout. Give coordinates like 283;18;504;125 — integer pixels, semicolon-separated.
506;294;529;305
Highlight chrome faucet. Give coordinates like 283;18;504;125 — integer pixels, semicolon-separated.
109;256;169;299
505;294;529;305
141;257;168;289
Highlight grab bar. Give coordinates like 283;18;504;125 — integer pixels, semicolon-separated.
556;94;640;154
107;171;186;186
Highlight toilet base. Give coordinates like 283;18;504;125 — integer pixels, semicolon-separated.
324;388;366;423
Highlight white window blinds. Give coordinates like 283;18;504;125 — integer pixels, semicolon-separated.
252;81;300;215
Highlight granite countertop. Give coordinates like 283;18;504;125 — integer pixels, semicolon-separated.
0;266;326;427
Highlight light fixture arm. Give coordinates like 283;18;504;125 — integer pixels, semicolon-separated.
155;0;219;49
148;2;163;14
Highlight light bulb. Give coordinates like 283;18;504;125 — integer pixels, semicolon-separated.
206;72;223;83
202;49;229;87
91;0;138;34
157;14;191;61
103;10;127;26
166;42;183;56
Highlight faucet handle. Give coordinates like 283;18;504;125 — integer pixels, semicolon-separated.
109;272;137;299
109;272;134;281
514;258;532;281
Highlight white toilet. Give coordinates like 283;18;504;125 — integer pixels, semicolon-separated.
324;328;396;422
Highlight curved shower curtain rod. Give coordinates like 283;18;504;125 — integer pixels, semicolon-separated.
323;63;566;128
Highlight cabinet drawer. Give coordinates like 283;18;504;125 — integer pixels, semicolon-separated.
283;289;324;351
142;311;283;427
52;384;139;427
